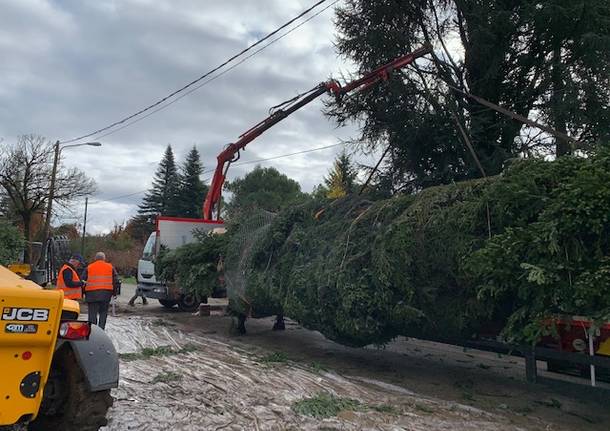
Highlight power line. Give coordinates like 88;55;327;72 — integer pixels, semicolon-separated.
223;141;347;171
88;140;349;205
92;189;147;203
94;0;340;141
60;0;333;144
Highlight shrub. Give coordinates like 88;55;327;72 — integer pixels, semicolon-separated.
155;233;228;297
0;220;24;266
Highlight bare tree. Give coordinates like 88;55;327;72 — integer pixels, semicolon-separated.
0;135;96;260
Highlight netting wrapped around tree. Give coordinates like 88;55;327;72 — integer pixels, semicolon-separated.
223;150;610;347
224;209;277;317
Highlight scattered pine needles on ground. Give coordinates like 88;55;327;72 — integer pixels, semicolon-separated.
119;344;198;362
292;393;361;418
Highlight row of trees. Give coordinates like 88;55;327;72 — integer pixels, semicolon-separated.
132;144;360;228
222;149;359;217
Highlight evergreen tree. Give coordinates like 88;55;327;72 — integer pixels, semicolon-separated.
324;150;358;199
138;145;180;221
177;146;208;218
225;166;305;218
330;0;610;192
531;0;610;155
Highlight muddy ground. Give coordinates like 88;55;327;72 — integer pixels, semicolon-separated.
99;285;610;430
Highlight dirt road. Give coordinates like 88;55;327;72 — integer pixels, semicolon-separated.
100;286;609;430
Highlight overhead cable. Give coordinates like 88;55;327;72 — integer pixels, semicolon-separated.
60;0;333;144
94;0;340;141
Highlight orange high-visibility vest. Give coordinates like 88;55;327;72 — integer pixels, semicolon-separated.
86;260;114;292
56;264;83;300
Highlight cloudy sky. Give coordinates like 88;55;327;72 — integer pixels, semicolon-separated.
0;0;378;233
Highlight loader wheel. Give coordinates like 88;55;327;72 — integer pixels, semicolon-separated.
1;425;27;431
158;299;177;309
0;424;27;431
177;293;200;312
29;348;113;431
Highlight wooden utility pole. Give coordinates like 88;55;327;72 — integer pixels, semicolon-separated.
81;197;89;255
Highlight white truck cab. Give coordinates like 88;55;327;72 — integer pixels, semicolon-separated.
137;231;158;285
136;217;224;311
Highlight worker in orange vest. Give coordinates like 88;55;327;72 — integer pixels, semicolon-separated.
82;251;119;330
56;255;86;300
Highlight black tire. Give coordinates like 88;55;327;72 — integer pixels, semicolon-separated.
158;299;177;309
0;424;27;430
29;348;113;431
177;293;200;312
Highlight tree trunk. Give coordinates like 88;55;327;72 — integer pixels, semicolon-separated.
23;213;32;264
462;4;515;177
551;46;570;157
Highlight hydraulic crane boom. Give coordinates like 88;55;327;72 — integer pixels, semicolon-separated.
202;44;432;221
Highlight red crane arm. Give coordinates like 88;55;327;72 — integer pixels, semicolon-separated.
202;44;432;221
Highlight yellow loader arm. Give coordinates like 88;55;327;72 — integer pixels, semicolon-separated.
7;264;32;278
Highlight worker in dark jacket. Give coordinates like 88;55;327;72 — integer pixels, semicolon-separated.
56;255;86;300
128;280;148;306
82;252;119;330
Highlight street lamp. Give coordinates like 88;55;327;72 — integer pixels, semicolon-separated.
41;141;102;265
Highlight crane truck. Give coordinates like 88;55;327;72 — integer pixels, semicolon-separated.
136;45;433;310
